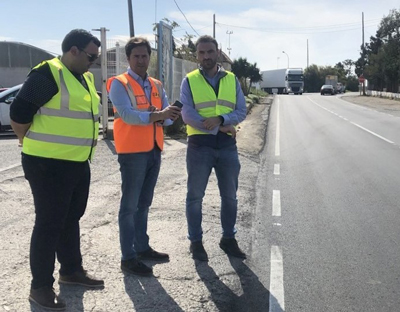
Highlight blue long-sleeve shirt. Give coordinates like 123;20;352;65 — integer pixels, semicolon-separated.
180;66;246;148
108;68;172;126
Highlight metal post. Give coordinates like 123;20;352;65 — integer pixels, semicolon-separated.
128;0;134;37
115;42;120;75
282;51;289;68
226;30;233;56
100;28;108;139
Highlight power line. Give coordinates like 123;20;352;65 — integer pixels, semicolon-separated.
216;19;381;35
173;0;200;36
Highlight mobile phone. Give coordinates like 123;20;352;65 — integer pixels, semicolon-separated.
172;100;183;108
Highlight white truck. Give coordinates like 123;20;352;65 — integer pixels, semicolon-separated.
260;68;304;95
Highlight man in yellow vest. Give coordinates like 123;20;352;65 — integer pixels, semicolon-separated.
107;37;181;276
10;29;104;311
180;35;247;261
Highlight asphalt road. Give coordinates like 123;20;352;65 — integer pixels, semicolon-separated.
1;93;400;311
255;94;400;312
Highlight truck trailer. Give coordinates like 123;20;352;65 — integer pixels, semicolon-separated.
260;68;304;95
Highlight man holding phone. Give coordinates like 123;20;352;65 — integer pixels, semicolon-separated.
107;37;181;276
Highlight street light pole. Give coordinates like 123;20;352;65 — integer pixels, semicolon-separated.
277;57;280;69
282;51;289;68
226;30;233;57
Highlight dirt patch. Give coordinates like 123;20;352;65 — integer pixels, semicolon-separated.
340;95;400;117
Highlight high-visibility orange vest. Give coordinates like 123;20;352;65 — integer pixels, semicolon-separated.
107;73;164;154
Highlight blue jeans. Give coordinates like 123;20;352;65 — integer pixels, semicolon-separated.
186;143;240;242
118;148;161;260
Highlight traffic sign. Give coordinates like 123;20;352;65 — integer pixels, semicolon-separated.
359;75;365;83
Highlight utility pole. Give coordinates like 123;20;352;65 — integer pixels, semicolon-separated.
307;39;309;68
213;14;216;38
128;0;134;37
362;12;366;95
226;30;233;57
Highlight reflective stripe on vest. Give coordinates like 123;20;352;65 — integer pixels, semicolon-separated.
186;69;236;136
106;73;164;153
23;58;99;161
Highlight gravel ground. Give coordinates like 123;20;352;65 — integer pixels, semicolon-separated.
340;93;400;117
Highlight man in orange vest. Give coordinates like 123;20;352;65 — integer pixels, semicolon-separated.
107;37;181;276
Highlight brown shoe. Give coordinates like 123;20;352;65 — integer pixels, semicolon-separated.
59;270;104;288
29;286;66;311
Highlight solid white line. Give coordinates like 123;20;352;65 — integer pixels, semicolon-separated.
269;245;285;312
274;164;280;175
350;122;395;144
272;190;281;217
0;163;20;173
275;97;280;156
307;96;395;145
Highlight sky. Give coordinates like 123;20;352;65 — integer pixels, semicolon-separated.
1;0;399;71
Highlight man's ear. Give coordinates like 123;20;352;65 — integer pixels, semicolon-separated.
70;46;80;56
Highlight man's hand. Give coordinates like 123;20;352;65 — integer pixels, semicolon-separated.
203;116;221;130
150;105;181;122
219;125;236;138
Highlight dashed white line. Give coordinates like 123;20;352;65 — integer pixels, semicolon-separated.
272;190;281;217
269;245;285;312
275;98;280;156
274;164;280;175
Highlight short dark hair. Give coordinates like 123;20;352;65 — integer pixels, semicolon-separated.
125;37;152;58
61;29;100;53
195;35;218;50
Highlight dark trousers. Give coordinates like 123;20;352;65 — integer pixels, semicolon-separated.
22;153;90;289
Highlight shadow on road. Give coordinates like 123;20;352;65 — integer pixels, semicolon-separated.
123;269;184;312
195;257;280;312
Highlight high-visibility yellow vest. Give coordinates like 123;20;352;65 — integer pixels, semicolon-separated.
106;73;164;153
23;58;99;161
186;69;236;136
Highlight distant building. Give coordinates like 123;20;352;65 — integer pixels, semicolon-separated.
0;41;57;87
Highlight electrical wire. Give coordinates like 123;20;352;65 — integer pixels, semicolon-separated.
173;0;200;36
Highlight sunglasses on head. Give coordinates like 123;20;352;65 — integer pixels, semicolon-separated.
78;48;98;62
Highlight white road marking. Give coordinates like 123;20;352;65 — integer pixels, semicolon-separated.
350;122;394;144
307;96;395;145
272;190;281;217
275;97;280;156
274;164;280;175
269;245;285;312
0;163;20;173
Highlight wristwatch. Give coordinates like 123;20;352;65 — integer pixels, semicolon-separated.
219;115;224;126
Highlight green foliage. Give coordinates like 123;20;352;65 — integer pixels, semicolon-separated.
250;87;268;96
245;97;253;105
304;62;358;92
247;94;260;104
355;8;400;92
231;57;262;95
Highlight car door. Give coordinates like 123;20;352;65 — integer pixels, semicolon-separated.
0;89;19;126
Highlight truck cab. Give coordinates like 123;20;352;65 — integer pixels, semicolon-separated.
285;68;304;95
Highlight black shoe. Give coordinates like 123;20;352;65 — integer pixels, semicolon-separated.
59;270;104;288
137;247;169;261
29;286;66;311
190;241;208;261
219;237;247;259
121;258;153;276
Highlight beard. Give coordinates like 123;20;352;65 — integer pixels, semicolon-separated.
201;58;217;70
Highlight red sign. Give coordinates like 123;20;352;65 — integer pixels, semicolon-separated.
359;75;365;83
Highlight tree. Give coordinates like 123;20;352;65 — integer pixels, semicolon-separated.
231;57;262;95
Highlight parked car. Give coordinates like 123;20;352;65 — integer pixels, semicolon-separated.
320;84;335;95
0;84;22;131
